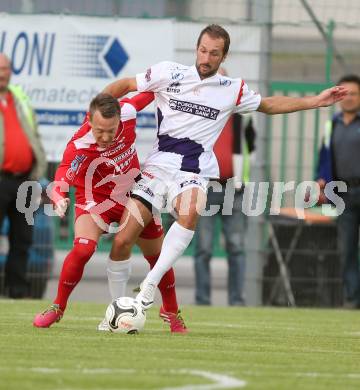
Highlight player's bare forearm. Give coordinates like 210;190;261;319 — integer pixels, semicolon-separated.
257;95;318;114
103;77;138;98
257;85;348;115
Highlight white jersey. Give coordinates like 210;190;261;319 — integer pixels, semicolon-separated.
136;61;261;178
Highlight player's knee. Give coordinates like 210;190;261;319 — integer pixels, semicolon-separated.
178;194;205;226
189;205;201;221
72;237;97;262
177;208;199;229
112;234;134;259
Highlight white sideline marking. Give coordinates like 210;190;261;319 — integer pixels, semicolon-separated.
3;366;360;387
30;368;135;375
161;370;247;390
3;367;246;389
242;370;360;380
348;374;360;379
31;368;61;374
345;331;360;336
81;368;135;374
295;372;360;379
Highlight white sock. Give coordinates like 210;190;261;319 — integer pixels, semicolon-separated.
107;258;131;300
146;222;194;285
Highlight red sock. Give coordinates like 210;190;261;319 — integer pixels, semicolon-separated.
144;254;178;313
54;238;97;311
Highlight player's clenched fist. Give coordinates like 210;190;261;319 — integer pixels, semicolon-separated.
54;198;70;218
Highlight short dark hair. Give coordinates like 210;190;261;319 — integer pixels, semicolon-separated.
89;93;120;120
197;24;230;56
337;74;360;91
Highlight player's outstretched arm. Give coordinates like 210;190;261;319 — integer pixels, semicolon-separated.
103;77;138;99
257;85;348;115
128;92;155;112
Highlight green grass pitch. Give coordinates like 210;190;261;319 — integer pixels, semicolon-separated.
0;299;359;390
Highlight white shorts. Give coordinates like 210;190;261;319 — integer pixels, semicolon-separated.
131;165;208;212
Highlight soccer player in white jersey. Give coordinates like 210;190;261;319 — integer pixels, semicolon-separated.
103;24;347;310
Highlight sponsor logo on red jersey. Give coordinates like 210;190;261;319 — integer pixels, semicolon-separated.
66;154;87;180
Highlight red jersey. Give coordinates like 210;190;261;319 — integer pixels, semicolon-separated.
52;93;154;205
0;92;34;174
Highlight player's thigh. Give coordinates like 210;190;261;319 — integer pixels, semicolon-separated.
114;198;154;246
110;200;153;260
74;214;104;242
174;188;207;229
131;166;168;212
171;173;208;217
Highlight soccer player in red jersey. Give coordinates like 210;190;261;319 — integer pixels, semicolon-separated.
33;93;187;332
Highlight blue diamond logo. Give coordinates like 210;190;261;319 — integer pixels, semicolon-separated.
103;39;129;77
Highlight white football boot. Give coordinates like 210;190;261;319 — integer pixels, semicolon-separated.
135;279;156;310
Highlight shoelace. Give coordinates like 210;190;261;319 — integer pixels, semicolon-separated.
169;311;186;329
173;312;187;328
42;304;61;315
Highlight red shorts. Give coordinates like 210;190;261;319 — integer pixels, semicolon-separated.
74;192;163;240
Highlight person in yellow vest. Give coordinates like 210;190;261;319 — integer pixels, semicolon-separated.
0;53;47;298
193;68;256;306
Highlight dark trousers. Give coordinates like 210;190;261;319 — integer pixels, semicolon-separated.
337;186;360;306
0;174;33;298
194;183;247;306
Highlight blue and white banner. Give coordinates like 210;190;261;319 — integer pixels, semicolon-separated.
0;14;174;161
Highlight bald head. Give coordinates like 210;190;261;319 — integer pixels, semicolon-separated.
0;53;11;67
0;53;11;93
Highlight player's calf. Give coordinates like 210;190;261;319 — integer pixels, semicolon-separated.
33;237;97;328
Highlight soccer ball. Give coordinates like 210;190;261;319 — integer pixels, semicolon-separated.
105;297;146;334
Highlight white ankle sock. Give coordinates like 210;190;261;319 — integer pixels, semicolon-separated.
146;222;194;285
107;258;131;300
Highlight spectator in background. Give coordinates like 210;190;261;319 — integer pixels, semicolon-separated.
316;74;360;309
193;67;256;306
0;53;47;298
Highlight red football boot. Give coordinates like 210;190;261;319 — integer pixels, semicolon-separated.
159;306;188;334
33;304;63;328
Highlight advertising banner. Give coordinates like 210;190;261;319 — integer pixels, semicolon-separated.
0;15;262;163
0;15;174;161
